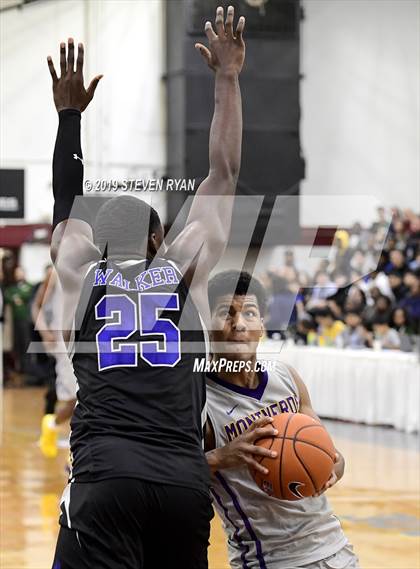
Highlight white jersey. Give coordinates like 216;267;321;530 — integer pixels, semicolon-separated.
206;362;347;569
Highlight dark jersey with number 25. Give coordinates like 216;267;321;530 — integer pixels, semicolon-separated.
69;257;210;492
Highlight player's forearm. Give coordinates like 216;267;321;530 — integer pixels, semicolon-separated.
52;109;84;229
208;70;242;186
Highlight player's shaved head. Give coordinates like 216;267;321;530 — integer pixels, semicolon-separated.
93;195;162;258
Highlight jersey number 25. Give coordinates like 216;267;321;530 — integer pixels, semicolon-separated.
95;293;181;370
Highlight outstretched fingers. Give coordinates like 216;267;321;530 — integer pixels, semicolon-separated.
204;20;217;42
86;74;103;100
235;15;245;43
60;42;66;77
47;56;58;83
76;43;84;77
225;5;234;38
214;5;225;36
67;38;75;75
195;43;213;68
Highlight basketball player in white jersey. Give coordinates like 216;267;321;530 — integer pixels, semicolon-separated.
32;267;78;458
204;271;360;569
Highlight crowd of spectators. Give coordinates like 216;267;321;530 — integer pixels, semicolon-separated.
262;207;420;352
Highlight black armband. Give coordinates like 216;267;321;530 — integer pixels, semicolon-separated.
52;109;89;229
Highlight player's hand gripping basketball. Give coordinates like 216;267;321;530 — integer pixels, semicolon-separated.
313;452;344;496
195;5;245;75
47;38;103;112
215;417;278;475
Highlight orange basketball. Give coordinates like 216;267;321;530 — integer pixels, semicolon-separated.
253;413;336;501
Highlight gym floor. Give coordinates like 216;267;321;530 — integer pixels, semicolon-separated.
1;388;419;569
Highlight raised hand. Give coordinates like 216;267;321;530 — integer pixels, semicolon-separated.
195;5;245;75
47;38;103;113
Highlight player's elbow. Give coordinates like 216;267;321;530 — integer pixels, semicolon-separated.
211;146;241;179
209;163;239;189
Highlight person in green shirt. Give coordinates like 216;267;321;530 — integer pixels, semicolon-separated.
4;266;33;377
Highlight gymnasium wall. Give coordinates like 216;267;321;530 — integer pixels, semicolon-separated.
300;0;419;226
0;0;167;224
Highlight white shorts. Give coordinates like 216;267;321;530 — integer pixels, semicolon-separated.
300;544;360;569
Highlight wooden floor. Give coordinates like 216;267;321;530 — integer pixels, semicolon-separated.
1;388;419;569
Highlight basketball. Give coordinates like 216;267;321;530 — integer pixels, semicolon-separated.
253;413;336;501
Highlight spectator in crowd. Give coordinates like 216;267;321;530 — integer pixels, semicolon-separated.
307;271;338;309
391;307;415;352
293;315;317;346
350;250;368;274
308;307;346;347
370;206;389;234
265;274;297;337
332;230;353;274
364;294;393;326
338;310;366;349
390;218;408;251
409;252;420;271
388;270;408;302
365;314;401;350
4;266;33;379
344;286;367;314
385;249;408;276
399;269;420;332
368;269;394;298
298;270;311;289
327;271;350;315
284;249;299;272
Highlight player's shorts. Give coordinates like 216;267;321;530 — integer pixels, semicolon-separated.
52;478;213;569
299;544;360;569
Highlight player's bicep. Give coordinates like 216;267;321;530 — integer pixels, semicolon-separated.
52;219;99;271
167;218;226;275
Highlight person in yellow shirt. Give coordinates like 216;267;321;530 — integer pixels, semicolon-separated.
308;307;346;347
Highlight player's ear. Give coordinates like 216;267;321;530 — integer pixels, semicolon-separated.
148;232;159;255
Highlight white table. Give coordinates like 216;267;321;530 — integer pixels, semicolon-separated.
258;343;420;433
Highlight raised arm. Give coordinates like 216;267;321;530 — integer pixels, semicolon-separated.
46;39;102;339
47;38;102;264
167;5;245;276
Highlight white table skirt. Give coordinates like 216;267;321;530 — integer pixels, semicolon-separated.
258;343;420;433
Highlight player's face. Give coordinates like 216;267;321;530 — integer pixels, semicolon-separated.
211;294;264;361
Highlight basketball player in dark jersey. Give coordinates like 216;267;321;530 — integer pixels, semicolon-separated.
46;6;246;568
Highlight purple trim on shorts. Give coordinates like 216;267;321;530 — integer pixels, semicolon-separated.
215;472;267;569
210;487;250;569
207;369;268;401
